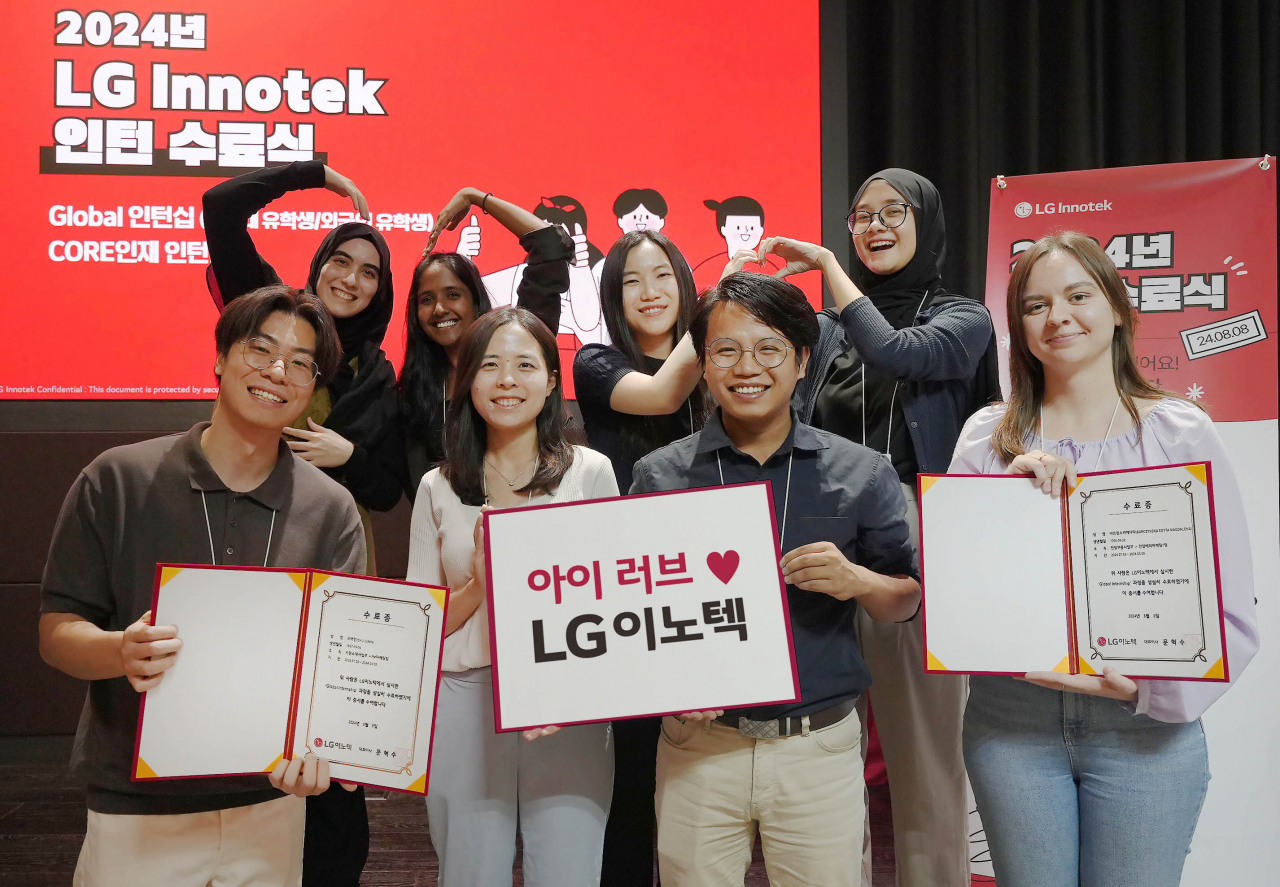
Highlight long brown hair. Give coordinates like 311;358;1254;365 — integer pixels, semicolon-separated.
991;231;1193;463
440;307;576;505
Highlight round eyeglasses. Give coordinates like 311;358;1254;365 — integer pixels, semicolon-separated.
705;337;793;369
240;338;320;386
847;203;913;235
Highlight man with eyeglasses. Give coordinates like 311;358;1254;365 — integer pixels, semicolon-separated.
38;285;366;887
630;272;921;886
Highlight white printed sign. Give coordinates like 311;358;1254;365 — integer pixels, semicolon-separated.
483;482;800;731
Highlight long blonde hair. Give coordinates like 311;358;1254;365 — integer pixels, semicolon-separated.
991;231;1195;463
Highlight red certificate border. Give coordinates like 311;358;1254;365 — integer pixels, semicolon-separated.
292;569;451;797
132;564;450;797
1067;461;1229;683
916;461;1229;682
481;480;802;733
133;563;308;784
915;474;1074;678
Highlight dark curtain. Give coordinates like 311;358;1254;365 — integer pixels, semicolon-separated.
840;0;1279;302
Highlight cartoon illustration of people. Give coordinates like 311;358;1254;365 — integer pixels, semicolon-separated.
692;195;780;289
613;188;668;234
479;194;610;348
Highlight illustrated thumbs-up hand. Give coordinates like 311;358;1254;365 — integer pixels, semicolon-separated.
457;214;482;257
570;222;590;268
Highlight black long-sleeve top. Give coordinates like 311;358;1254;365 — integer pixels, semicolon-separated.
402;225;571;499
203;160;405;513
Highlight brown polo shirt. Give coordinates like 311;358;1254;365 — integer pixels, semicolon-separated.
40;422;366;815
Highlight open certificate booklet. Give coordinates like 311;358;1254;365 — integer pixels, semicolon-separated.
918;463;1228;681
133;566;448;795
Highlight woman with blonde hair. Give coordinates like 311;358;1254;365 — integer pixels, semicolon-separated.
949;231;1259;887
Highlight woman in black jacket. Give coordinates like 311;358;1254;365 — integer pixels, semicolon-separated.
755;169;999;887
202;160;401;887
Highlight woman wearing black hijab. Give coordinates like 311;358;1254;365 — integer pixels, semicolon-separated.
203;160;404;887
752;169;998;887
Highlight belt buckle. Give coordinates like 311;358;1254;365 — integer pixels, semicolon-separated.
736;716;781;740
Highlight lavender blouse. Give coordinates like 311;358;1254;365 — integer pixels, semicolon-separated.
949;398;1260;723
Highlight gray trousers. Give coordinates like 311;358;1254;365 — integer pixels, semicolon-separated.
859;483;971;887
426;667;613;887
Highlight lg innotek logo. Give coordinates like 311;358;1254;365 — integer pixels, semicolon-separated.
1014;199;1114;217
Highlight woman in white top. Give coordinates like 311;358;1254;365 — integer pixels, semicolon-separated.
407;306;618;886
949;232;1259;887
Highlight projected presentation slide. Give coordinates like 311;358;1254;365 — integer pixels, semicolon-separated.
1;1;821;400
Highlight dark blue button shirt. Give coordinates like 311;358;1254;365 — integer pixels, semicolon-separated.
630;410;917;719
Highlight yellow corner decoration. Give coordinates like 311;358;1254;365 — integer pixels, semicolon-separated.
288;573;309;593
1202;657;1225;680
1052;656;1072;674
407;773;428;794
158;566;184;589
1184;463;1208;486
1077;656;1099;676
430;588;447;609
918;476;940;496
311;574;329;591
135;757;159;779
263;753;285;773
925;651;948;672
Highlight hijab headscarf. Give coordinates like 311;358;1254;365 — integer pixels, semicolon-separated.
848;168;1001;411
305;222;399;447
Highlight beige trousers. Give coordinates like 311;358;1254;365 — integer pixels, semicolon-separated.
859;482;970;887
73;794;305;887
655;710;864;887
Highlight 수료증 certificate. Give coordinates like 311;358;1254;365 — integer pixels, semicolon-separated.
917;462;1228;681
133;566;448;795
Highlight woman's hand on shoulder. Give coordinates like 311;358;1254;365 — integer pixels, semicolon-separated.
1005;449;1077;498
322;166;371;221
283;419;356;468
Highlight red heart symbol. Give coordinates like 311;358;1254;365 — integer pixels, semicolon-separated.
707;550;740;584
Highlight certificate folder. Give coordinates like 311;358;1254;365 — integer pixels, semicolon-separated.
133;565;448;795
917;463;1227;681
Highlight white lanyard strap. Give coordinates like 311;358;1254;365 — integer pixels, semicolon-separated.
201;490;276;567
861;291;929;457
716;448;793;551
1039;395;1122;472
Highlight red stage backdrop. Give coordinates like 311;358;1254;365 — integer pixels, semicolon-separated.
0;1;822;400
985;158;1277;423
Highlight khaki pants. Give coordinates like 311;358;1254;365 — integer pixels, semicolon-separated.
73;794;305;887
655;709;864;887
859;482;970;887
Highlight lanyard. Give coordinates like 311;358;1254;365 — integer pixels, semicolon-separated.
716;448;793;551
861;291;930;460
201;490;276;567
1039;395;1122;472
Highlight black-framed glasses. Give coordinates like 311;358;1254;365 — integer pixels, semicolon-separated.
240;338;320;386
847;203;913;235
705;337;793;369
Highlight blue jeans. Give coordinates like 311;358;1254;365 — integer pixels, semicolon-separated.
964;676;1209;887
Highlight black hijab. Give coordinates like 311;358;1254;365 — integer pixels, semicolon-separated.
305;222;399;448
849;168;950;327
848;168;1001;409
